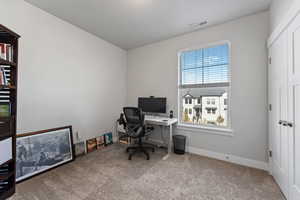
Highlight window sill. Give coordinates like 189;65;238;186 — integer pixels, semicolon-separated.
176;123;234;137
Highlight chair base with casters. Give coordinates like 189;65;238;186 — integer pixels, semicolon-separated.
126;138;155;160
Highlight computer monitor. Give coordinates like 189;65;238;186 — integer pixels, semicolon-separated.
138;97;167;113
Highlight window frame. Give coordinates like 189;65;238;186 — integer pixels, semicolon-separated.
177;41;232;132
197;98;201;104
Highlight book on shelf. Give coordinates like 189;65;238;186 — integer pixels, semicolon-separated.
0;70;3;85
0;181;9;185
0;66;8;86
0;181;9;191
0;44;4;60
0;43;13;62
0;164;9;170
0;168;9;174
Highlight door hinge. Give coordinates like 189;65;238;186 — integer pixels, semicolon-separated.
269;57;272;65
269;150;272;157
269;104;272;111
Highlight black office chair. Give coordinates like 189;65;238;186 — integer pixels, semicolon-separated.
123;107;155;160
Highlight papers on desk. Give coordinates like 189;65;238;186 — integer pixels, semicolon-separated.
145;116;178;126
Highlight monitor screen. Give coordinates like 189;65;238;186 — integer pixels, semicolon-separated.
138;97;167;113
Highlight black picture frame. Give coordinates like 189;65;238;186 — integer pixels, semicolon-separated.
16;126;75;183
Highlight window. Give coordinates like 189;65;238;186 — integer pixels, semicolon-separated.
185;98;188;104
197;98;201;104
207;108;212;114
179;42;230;128
224;98;227;105
188;98;192;104
212;99;215;105
212;108;216;114
189;108;192;114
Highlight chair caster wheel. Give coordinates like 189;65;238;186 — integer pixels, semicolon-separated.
128;157;132;160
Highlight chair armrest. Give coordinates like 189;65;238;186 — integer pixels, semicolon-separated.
146;126;154;132
145;125;154;136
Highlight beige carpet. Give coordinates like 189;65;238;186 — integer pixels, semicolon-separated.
10;144;284;200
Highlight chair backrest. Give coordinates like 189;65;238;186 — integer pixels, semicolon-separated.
118;113;127;129
123;107;144;125
123;107;145;137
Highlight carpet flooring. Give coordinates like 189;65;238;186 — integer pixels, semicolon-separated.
10;144;284;200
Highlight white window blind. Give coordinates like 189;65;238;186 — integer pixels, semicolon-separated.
178;42;230;129
180;44;229;88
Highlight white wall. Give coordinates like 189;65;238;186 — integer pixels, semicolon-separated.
127;12;269;162
270;0;295;32
0;0;127;141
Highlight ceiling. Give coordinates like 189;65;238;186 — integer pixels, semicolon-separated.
25;0;272;50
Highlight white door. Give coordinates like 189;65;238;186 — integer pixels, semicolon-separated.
269;30;289;198
287;13;300;200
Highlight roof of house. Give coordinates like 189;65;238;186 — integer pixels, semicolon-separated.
183;93;194;98
182;88;226;98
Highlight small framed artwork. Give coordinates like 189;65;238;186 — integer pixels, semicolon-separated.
0;103;10;117
96;136;105;149
16;126;75;183
86;138;97;153
74;141;86;157
104;132;113;146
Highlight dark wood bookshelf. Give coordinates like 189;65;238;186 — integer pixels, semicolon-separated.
0;159;13;166
0;58;16;67
0;171;14;180
0;85;16;90
0;130;12;139
0;187;15;200
0;24;20;199
0;116;15;120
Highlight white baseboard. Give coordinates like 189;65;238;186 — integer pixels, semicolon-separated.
126;137;269;171
188;146;269;171
113;136;118;143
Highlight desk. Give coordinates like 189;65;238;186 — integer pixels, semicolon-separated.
144;116;178;160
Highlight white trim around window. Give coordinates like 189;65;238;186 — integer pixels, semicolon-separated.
177;40;233;133
177;123;234;137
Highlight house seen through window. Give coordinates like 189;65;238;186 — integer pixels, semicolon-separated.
179;43;230;128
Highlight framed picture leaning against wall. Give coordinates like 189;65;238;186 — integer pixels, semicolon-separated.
16;126;75;182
